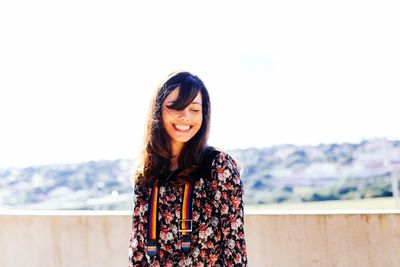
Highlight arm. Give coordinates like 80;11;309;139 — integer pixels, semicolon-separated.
128;184;148;267
213;152;248;266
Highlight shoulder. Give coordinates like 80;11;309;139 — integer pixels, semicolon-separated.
133;182;150;198
206;147;240;173
199;146;242;183
201;148;245;207
208;149;244;199
207;148;243;186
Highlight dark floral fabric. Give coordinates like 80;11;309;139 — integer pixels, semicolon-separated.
128;152;248;266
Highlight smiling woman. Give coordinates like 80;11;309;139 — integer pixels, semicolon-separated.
129;71;248;266
134;71;212;185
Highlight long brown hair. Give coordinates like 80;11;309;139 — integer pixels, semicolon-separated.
133;71;212;186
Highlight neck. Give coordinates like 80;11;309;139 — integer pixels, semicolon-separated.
170;141;184;171
170;157;179;171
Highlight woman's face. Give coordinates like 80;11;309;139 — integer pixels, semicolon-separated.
161;87;203;149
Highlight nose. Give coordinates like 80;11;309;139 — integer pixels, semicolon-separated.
178;109;190;121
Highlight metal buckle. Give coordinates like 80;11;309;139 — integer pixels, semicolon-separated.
178;219;192;232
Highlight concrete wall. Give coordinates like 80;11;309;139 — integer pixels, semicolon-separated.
0;211;399;267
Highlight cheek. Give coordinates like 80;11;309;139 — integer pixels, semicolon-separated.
195;117;203;130
161;109;170;125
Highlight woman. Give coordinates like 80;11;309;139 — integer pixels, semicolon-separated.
129;71;247;266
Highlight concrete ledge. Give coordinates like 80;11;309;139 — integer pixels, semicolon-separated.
0;211;399;267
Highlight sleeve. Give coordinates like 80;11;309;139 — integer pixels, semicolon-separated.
128;184;148;267
212;152;248;266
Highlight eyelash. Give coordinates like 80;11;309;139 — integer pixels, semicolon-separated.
165;106;200;113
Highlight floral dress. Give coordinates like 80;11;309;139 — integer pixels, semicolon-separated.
128;151;248;267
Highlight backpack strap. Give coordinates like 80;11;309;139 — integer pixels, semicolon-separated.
179;183;194;253
146;183;159;257
146;182;194;257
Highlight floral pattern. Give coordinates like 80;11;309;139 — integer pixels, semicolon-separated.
128;152;248;266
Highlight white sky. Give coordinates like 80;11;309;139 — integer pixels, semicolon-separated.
0;0;399;168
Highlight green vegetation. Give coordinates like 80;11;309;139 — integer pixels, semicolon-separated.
246;180;395;205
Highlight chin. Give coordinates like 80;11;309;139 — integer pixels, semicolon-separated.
175;138;192;143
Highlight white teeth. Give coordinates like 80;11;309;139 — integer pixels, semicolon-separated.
174;124;191;131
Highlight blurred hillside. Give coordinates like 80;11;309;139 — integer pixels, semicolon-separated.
230;138;400;204
1;138;400;210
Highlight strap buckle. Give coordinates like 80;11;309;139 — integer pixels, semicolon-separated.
179;219;193;233
146;239;158;257
180;234;192;252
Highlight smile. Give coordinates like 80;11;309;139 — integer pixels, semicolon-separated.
173;124;192;131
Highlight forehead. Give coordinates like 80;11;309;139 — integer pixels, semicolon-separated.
165;87;202;104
